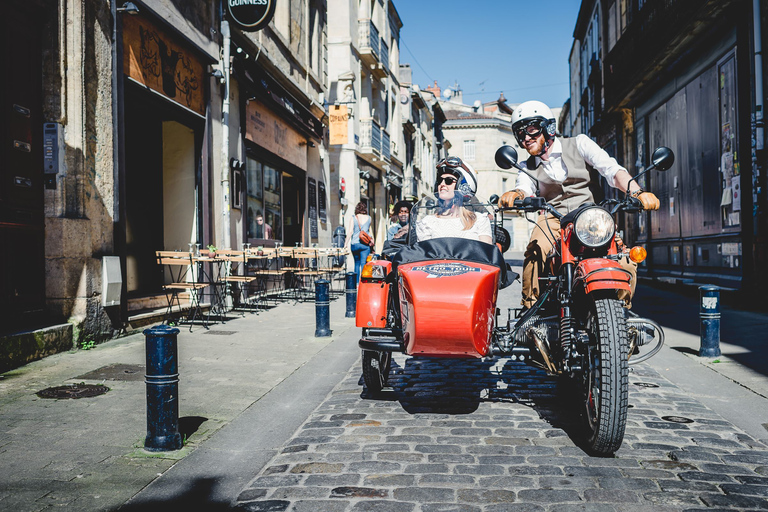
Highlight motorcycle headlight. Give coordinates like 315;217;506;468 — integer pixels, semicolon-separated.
573;207;615;248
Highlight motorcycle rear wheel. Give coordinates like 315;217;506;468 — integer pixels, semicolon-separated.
362;349;392;394
582;298;629;456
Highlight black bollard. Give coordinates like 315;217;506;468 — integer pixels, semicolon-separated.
143;325;183;451
315;279;332;337
345;271;357;318
699;285;721;357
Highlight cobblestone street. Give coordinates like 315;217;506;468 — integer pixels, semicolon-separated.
234;354;768;511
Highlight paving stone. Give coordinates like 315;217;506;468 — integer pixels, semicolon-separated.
720;483;768;497
330;486;389;498
304;474;361;486
378;452;424;463
234;500;290;512
269;486;330;499
483;503;545;512
476;455;525;465
456;488;516;503
583;489;640;503
454;464;505;475
419;474;476;486
421;504;481;512
658;480;720;493
563;466;623;478
641;491;703;506
292;500;349;512
508;465;564;476
415;444;463;454
428;454;477;464
699;492;768;509
392;487;456;502
350;501;416;511
237;488;268;501
363;474;417;487
516;489;581;502
678;471;737;483
290;462;344;474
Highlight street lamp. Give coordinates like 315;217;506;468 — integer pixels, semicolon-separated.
116;2;139;15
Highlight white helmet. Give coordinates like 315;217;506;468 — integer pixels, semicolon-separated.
511;100;557;149
435;156;478;201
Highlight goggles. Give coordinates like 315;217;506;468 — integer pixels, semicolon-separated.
514;122;545;141
436;156;471;175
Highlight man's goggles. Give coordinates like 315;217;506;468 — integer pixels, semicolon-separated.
514;122;545;142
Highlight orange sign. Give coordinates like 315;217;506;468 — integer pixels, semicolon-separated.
329;105;349;145
246;98;307;170
123;14;205;115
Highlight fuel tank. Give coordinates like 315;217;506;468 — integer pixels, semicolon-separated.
398;260;499;358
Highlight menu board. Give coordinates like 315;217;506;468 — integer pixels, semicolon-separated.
308;177;318;239
318;181;327;223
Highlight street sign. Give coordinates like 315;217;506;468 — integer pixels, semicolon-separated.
226;0;276;32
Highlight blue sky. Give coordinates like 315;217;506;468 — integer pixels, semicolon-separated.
395;0;582;109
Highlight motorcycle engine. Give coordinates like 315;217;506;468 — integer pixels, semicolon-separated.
510;314;559;346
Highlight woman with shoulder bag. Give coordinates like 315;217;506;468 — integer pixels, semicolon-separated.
344;201;374;283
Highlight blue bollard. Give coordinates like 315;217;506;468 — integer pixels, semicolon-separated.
143;325;183;451
699;285;721;357
315;279;331;337
345;272;357;318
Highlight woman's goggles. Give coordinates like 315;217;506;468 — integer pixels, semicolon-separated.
436;156;471;174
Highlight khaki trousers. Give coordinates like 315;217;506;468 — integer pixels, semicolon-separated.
522;214;637;309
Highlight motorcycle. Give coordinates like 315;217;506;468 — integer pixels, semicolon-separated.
356;145;673;455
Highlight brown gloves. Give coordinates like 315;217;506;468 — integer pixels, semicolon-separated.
499;189;526;208
632;190;660;211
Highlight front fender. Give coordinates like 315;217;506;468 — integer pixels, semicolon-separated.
575;258;631;294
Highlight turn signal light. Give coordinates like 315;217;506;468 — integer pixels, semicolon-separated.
361;263;386;280
629;246;647;263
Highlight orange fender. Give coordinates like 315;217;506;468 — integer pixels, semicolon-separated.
355;261;391;328
576;258;631;294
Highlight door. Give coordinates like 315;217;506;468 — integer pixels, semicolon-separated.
0;7;44;329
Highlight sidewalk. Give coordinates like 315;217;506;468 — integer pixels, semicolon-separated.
0;294;361;512
2;261;768;511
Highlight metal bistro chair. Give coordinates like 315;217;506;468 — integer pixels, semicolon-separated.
219;249;259;314
156;250;209;331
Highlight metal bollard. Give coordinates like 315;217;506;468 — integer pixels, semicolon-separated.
143;325;183;451
699;285;721;357
315;279;332;337
345;271;357;318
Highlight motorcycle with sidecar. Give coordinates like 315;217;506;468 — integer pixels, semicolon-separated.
356;146;673;455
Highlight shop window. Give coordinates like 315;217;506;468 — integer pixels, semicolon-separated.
246;157;283;241
718;52;739;228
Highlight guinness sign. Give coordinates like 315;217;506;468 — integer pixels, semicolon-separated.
227;0;276;32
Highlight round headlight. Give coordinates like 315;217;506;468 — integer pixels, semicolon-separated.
573;207;615;248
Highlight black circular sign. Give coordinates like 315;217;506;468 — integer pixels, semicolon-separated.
227;0;276;32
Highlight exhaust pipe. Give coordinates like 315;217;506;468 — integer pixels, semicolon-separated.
529;328;559;375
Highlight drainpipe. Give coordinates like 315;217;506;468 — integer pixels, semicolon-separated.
221;20;231;250
755;0;764;152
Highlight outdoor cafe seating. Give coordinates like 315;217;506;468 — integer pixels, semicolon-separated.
156;245;349;329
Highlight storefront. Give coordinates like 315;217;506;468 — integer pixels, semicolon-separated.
119;11;212;299
236;60;324;248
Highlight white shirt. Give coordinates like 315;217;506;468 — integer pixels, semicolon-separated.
515;135;626;197
416;213;492;243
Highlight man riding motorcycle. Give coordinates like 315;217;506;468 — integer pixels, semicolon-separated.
498;100;660;309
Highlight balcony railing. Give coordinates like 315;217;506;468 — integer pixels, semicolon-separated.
358;20;380;66
380;40;389;72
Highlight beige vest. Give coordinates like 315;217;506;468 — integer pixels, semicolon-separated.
527;137;601;213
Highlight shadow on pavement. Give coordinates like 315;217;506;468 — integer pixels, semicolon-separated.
361;357;588;451
116;478;231;511
633;282;768;377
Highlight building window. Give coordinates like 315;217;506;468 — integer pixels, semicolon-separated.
464;140;475;161
246;156;282;241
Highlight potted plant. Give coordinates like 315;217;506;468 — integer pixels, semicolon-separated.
207;245;218;258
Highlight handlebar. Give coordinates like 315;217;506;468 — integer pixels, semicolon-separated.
498;194;650;217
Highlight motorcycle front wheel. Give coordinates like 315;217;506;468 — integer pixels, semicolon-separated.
582;298;629;456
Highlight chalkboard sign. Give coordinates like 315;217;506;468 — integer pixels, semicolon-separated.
318;181;327;223
308;177;318;239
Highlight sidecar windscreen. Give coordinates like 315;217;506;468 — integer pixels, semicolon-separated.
390;238;512;289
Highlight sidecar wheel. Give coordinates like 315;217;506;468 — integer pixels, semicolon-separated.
362;350;391;394
582;298;629;456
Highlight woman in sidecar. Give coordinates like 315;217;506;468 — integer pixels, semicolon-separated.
357;157;514;393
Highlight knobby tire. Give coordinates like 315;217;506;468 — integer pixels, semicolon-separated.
584;298;629;455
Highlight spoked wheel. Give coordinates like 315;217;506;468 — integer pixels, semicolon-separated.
362;349;392;394
582;298;629;456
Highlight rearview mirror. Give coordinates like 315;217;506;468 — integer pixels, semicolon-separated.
650;146;674;172
494;145;519;170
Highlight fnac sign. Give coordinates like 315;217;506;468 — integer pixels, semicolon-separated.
227;0;276;32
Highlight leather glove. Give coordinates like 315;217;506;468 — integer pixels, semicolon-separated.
499;189;526;208
633;191;660;210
